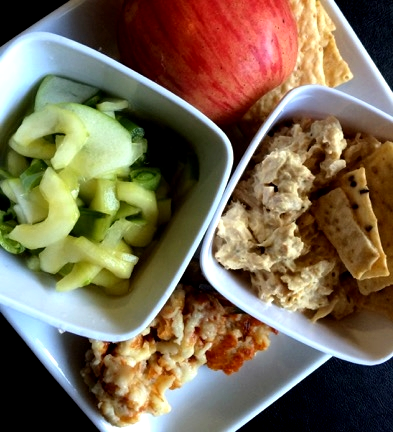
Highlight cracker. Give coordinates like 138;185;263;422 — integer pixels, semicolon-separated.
357;142;393;293
323;34;353;87
314;187;380;280
339;167;388;285
316;0;353;87
239;0;353;137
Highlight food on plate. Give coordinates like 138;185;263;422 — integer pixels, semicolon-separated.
239;0;353;138
81;1;356;426
117;0;298;125
0;75;198;295
214;116;393;322
81;270;275;426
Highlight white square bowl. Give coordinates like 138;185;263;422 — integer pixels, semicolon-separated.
0;31;233;341
201;84;393;365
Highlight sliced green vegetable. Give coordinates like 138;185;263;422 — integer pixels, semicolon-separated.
122;217;156;247
34;74;100;111
9;104;89;170
56;261;102;292
0;210;24;254
1;178;48;224
89;178;119;216
20;159;47;192
59;102;142;179
8;168;79;249
5;149;29;177
117;116;145;139
96;98;129;113
39;235;138;279
129;167;161;191
0;74;198;294
115;202;141;220
71;208;109;241
92;268;130;296
116;180;158;224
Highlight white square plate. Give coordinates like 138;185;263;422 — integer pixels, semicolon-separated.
2;0;393;430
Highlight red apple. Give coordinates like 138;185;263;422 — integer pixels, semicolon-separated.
117;0;298;126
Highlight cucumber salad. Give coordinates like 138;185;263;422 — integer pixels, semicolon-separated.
0;75;198;295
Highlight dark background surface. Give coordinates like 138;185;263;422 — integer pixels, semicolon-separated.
1;1;393;431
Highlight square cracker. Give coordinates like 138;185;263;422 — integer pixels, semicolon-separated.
357;142;393;293
339;167;388;287
313;187;380;280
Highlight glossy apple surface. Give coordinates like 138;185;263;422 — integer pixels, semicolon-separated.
117;0;298;125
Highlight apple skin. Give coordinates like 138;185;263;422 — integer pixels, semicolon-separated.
117;0;298;126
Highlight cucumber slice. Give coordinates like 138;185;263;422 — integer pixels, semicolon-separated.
1;178;48;224
60;103;143;180
96;98;129;113
6;149;29;177
116;180;158;224
9;104;89;170
120;218;154;247
89;178;119;216
8;167;79;249
92;268;130;296
71;208;110;242
115;202;141;219
34;75;100;111
56;261;101;291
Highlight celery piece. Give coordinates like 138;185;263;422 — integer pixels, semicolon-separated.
34;75;100;111
8;168;79;249
129;167;162;191
9;104;89;170
59;103;142;179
